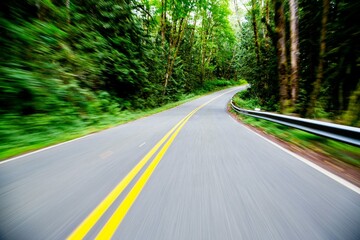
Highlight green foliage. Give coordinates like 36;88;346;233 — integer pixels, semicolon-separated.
0;80;239;160
0;0;242;160
233;90;262;110
196;79;244;94
232;19;278;111
234;0;360;124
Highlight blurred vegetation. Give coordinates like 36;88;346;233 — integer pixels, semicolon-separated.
233;0;360;125
1;0;358;160
0;0;241;160
232;90;360;167
0;79;243;160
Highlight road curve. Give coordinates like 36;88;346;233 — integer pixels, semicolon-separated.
0;86;359;240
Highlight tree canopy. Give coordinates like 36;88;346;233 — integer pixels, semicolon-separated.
0;0;237;116
0;0;358;126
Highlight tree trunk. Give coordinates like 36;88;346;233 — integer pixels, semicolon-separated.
261;0;276;47
274;0;289;113
289;0;299;108
163;18;187;95
264;0;270;42
161;0;167;48
189;18;197;49
233;0;242;29
66;0;70;23
201;26;206;84
200;12;208;85
225;46;238;79
265;0;270;26
307;0;329;117
201;45;206;84
251;0;261;64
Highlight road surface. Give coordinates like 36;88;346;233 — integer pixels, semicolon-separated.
0;86;359;240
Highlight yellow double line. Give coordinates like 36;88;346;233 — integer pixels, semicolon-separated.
67;90;233;239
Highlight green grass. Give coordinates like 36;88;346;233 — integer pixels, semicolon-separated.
232;91;261;110
231;92;360;167
0;80;247;161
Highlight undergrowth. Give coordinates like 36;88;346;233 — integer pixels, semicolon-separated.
0;79;246;160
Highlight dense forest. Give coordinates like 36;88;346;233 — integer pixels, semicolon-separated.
0;0;239;158
0;0;359;158
0;0;237;115
234;0;359;126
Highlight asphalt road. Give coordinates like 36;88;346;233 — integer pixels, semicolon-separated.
1;86;360;240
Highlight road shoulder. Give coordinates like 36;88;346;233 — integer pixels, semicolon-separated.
228;104;360;189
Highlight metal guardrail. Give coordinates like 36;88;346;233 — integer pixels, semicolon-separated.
230;100;360;147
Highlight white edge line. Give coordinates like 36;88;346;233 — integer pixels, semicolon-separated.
0;134;95;165
228;113;360;195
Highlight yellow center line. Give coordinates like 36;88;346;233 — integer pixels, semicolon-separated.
67;109;197;240
95;108;198;239
67;88;236;239
94;89;236;239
